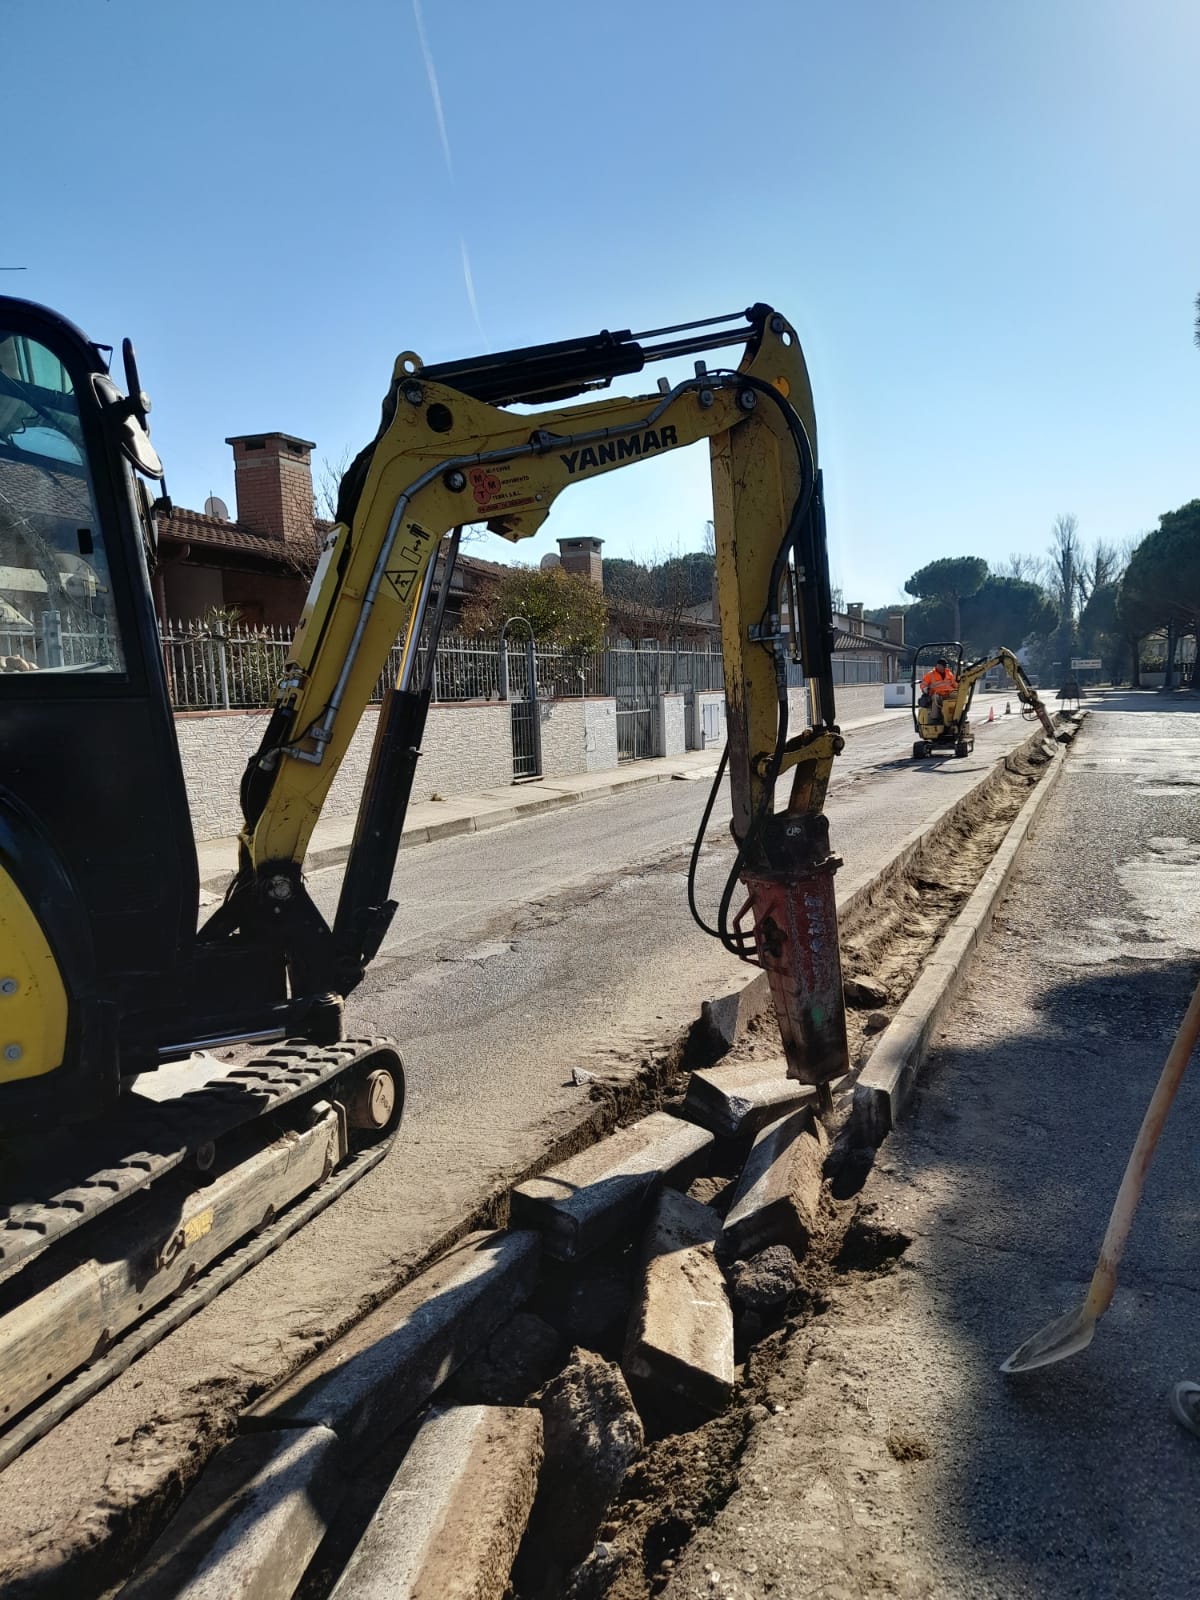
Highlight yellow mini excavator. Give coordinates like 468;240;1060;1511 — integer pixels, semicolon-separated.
0;300;848;1454
910;639;1055;758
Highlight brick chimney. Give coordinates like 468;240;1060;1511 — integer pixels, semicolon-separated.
886;608;906;645
226;432;317;545
557;535;604;587
846;601;865;636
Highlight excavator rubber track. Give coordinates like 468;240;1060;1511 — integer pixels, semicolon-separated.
0;1037;397;1283
0;1037;402;1463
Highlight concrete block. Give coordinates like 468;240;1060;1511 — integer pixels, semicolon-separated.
699;972;772;1053
119;1425;342;1600
329;1405;543;1600
510;1112;713;1261
248;1231;539;1450
623;1188;733;1419
682;1056;815;1140
721;1107;827;1261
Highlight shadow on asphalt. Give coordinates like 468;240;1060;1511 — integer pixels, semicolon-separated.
1081;689;1200;714
889;952;1200;1597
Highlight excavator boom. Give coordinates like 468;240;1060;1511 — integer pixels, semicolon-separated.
211;303;849;1083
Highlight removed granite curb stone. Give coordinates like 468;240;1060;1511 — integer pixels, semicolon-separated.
247;1230;539;1453
722;1107;828;1261
510;1112;713;1261
329;1405;543;1600
683;1056;815;1140
119;1425;342;1600
623;1188;734;1421
516;1348;645;1600
853;732;1073;1148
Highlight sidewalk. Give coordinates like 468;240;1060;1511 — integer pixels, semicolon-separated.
661;701;1200;1598
195;704;913;890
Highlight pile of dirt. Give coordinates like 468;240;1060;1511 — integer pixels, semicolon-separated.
837;737;1055;1070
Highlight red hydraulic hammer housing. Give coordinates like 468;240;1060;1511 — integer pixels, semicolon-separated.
732;747;848;1086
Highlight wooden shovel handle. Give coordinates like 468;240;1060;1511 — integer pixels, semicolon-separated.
1084;974;1200;1320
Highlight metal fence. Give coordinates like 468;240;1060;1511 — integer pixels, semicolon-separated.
0;613;119;671
157;620;734;713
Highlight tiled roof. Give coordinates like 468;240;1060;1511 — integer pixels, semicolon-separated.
832;626;901;654
157;506;299;559
0;451;92;522
159;509;509;586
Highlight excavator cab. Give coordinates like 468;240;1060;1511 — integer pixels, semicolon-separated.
910;639;973;759
0;300;211;1121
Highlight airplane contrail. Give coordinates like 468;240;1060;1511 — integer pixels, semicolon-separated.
459;238;483;336
412;0;453;179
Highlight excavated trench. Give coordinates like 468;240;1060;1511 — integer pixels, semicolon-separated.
280;723;1074;1600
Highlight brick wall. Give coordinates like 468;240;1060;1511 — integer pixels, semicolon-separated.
584;699;618;771
227;433;316;550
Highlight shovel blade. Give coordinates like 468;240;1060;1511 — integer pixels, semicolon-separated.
1001;1303;1097;1374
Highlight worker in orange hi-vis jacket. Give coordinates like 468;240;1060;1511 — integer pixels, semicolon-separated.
920;657;957;721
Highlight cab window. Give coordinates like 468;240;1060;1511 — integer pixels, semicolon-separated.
0;331;126;674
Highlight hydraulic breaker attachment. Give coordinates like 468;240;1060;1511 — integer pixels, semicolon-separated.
738;858;847;1085
732;725;848;1086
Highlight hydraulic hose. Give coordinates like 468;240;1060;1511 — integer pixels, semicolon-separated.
686;372;823;959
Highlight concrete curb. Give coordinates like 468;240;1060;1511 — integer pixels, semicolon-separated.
852;731;1075;1147
721;1107;827;1259
682;1057;816;1140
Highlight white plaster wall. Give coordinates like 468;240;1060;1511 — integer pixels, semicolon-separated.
176;700;514;841
410;703;514;800
659;693;686;757
694;691;726;749
833;684;885;724
537;698;587;779
584;698;618;772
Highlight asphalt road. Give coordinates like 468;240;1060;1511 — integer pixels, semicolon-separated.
664;693;1200;1600
0;695;1036;1596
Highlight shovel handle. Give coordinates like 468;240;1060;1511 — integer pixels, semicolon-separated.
1083;974;1200;1320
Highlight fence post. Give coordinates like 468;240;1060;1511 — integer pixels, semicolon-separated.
40;609;64;670
215;618;231;710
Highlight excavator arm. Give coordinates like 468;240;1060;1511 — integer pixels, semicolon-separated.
205;305;849;1085
957;647;1056;739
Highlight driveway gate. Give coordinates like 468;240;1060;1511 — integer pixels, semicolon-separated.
500;618;542;781
610;646;659;762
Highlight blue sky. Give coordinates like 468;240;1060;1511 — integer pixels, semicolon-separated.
6;0;1198;605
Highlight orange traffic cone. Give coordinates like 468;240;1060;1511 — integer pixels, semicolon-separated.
988;705;994;723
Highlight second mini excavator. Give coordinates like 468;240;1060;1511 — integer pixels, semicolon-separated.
910;639;1056;758
0;300;847;1450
